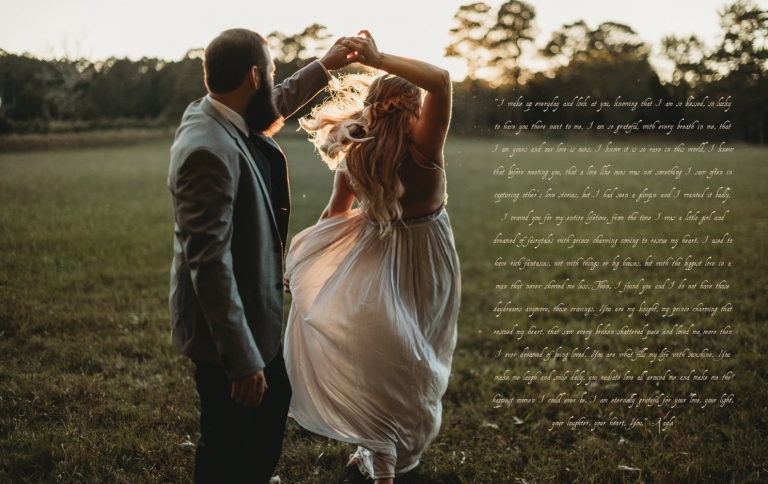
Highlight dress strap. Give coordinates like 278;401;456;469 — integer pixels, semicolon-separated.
408;143;445;176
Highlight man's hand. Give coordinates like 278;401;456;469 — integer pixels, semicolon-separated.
231;369;267;408
283;272;291;294
319;37;365;71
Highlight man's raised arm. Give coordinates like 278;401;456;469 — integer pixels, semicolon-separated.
272;38;363;119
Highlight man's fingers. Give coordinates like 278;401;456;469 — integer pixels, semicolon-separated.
343;38;366;49
358;30;371;39
243;380;256;408
232;380;245;404
258;371;267;390
252;383;266;407
345;55;365;65
252;373;267;407
240;381;252;405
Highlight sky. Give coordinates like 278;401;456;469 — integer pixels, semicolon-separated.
2;0;767;80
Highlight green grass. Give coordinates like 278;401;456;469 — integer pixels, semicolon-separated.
0;133;766;483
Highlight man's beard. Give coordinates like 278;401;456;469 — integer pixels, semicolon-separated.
245;82;284;138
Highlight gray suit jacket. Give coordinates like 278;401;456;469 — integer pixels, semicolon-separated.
168;60;329;380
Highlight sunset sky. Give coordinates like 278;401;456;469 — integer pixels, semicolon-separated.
3;0;767;80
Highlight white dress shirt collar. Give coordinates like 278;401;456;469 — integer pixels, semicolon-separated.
206;93;250;136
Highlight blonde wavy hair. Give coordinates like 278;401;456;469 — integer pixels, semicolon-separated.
299;73;423;237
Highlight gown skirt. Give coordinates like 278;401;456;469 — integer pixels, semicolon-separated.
283;205;461;479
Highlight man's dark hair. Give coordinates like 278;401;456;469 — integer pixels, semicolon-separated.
204;29;269;94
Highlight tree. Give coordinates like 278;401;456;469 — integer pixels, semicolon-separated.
663;0;767;84
661;34;714;86
486;0;536;82
713;0;768;143
39;56;94;120
541;20;649;65
268;23;333;66
0;51;54;121
13;84;45;121
535;21;662;128
445;2;494;80
162;49;207;123
445;1;536;81
712;0;768;81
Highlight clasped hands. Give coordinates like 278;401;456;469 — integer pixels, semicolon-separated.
318;30;383;71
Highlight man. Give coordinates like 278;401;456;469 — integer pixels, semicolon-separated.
167;29;361;483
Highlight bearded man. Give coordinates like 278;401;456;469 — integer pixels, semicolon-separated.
167;28;361;483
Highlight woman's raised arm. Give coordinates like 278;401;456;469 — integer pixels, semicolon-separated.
342;31;452;163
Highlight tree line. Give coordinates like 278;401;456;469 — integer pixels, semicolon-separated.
0;1;766;143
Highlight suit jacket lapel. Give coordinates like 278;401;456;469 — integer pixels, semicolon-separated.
200;97;281;240
253;132;281;153
253;132;291;243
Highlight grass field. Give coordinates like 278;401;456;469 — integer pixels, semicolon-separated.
0;133;766;483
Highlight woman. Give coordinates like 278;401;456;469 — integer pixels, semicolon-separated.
283;31;460;484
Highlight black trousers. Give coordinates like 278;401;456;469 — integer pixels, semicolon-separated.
193;345;292;484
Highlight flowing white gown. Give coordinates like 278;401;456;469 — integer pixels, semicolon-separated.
284;174;461;479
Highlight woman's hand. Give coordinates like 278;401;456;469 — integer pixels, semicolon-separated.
342;30;382;69
283;272;291;294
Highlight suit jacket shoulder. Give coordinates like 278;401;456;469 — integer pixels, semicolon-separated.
171;100;234;163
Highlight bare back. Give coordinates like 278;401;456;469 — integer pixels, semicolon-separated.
320;63;452;224
397;144;447;219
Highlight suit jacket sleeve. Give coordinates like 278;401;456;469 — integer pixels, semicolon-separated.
171;148;265;379
272;60;331;119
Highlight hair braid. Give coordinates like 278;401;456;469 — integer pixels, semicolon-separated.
299;73;423;237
